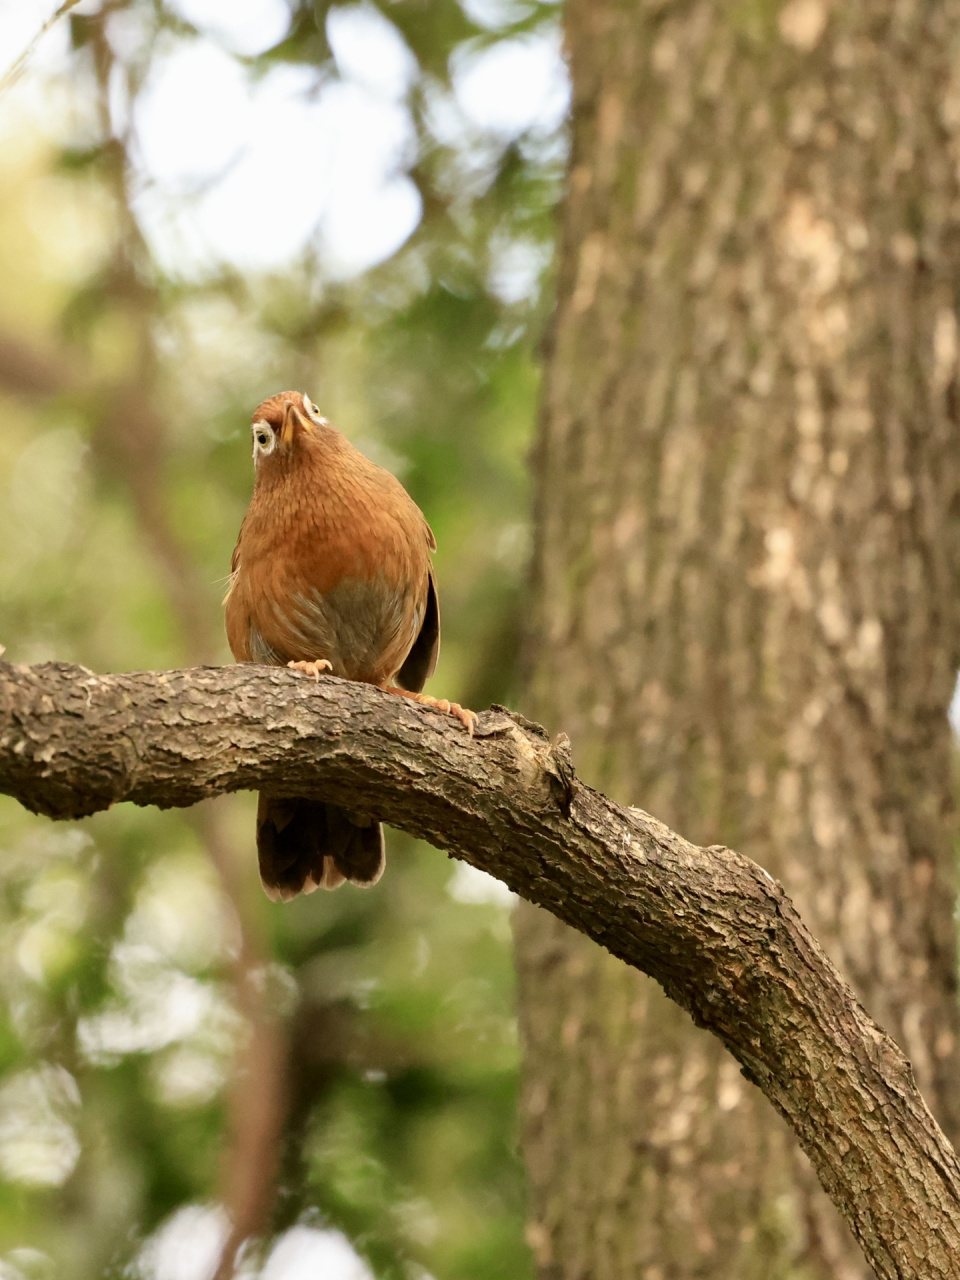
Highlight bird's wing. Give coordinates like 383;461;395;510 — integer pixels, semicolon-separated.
222;522;244;615
395;565;440;693
230;506;252;569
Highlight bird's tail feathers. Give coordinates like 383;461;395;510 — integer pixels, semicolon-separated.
256;794;385;901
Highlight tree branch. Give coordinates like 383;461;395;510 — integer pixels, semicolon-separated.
1;659;958;1279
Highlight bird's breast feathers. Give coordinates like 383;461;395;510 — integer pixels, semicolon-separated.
225;460;433;683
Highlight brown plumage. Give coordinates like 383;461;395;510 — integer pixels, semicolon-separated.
225;390;473;901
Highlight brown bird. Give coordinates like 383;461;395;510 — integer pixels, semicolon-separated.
224;390;474;901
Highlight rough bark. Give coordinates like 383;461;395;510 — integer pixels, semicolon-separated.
1;659;960;1279
518;0;960;1275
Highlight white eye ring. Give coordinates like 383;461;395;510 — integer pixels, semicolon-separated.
252;420;276;459
303;395;326;424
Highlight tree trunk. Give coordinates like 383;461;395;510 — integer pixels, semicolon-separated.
517;1;960;1275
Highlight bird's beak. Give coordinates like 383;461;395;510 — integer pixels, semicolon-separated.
280;402;304;446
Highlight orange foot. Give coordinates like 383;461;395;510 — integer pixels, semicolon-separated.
386;687;477;736
287;659;333;681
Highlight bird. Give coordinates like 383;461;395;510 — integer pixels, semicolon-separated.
224;390;474;901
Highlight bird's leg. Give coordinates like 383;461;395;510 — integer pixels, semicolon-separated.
385;686;477;735
287;659;333;681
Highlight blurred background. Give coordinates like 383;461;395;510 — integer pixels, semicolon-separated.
0;0;568;1276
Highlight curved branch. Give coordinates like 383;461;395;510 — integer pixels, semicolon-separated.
1;659;958;1279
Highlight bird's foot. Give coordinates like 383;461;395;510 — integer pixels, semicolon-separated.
386;687;477;736
287;659;333;681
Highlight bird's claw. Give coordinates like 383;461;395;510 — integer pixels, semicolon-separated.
287;659;333;681
434;698;478;736
387;687;477;736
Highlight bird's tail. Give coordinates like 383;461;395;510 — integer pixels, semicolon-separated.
255;794;385;901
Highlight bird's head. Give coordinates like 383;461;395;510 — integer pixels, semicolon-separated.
249;390;328;467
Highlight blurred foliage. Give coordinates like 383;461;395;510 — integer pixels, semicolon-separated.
0;0;564;1275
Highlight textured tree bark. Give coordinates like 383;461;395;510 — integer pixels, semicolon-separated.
2;659;960;1279
518;0;960;1275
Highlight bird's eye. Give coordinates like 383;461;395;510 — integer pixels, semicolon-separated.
303;396;324;423
252;421;275;459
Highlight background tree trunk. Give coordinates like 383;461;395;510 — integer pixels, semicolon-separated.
517;1;960;1276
